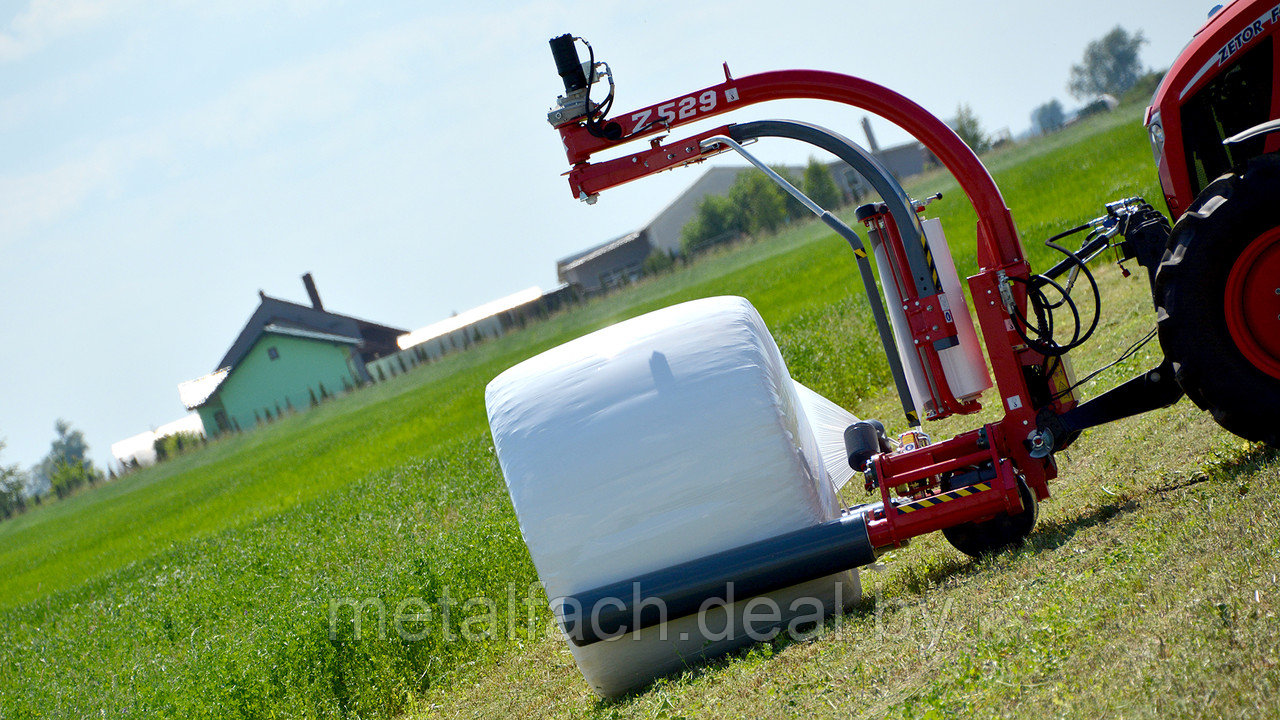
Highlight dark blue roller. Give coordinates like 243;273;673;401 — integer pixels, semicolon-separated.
559;511;875;646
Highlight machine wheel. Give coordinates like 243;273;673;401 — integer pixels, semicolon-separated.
1154;154;1280;447
941;476;1037;559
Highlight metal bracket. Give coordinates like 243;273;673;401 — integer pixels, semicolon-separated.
902;293;959;347
1038;359;1184;452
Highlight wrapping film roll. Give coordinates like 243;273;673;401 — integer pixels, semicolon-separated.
486;296;862;697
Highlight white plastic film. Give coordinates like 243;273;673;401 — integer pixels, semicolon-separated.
922;218;992;402
793;380;859;492
486;296;859;697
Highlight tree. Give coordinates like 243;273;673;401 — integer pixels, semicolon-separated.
680;166;811;255
0;440;28;520
950;103;991;154
680;194;742;254
771;165;807;220
802;157;842;210
1031;99;1066;135
152;431;203;463
37;420;100;500
728;170;787;235
641;248;675;276
1068;26;1147;100
47;418;88;468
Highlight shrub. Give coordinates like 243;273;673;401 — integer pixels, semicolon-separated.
641;249;676;276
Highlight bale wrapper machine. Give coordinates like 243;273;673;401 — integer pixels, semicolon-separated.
541;1;1280;647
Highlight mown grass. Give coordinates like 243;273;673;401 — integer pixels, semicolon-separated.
409;195;1280;720
3;104;1274;719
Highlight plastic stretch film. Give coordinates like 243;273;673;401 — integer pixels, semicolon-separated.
921;217;992;402
793;381;859;492
486;296;861;697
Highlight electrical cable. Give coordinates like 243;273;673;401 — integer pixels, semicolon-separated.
1043;235;1102;349
1023;200;1168;399
1051;327;1159;400
578;37;618;140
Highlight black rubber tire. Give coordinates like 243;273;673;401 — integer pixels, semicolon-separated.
941;476;1037;559
1154;154;1280;447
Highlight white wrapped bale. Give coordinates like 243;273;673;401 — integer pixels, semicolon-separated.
486;296;860;697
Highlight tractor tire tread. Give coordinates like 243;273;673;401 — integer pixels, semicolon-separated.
1154;155;1280;448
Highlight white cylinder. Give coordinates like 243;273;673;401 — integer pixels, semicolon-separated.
486;296;861;697
872;236;932;414
922;218;992;402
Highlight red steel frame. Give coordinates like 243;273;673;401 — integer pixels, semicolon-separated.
857;204;976;421
552;67;1076;549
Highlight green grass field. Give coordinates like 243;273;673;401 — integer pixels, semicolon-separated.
1;105;1276;719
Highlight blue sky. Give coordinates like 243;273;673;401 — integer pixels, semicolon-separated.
0;0;1215;469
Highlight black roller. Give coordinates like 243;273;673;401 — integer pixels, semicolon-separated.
559;512;875;646
843;420;882;471
549;34;587;94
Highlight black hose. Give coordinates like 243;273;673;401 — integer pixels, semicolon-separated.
1005;228;1102;357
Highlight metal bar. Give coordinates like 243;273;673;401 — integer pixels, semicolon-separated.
879;449;992;488
700;124;921;426
700;134;824;215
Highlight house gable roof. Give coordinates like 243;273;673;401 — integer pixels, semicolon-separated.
216;294;406;373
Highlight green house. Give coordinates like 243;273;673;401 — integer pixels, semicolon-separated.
179;275;405;437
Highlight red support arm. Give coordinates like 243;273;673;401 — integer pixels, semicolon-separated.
555;69;1027;271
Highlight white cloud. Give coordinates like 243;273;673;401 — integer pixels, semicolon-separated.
0;0;140;61
0;2;557;242
0;132;163;240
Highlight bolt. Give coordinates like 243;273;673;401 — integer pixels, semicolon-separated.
926;305;933;311
913;339;919;345
1275;288;1280;295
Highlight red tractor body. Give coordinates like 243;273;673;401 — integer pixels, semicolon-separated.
1148;0;1280;215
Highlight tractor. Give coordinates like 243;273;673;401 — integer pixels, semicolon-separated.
1145;0;1280;447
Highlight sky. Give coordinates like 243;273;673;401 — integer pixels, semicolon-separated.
0;0;1219;470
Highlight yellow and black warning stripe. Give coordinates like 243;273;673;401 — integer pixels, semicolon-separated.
918;229;941;291
896;482;991;514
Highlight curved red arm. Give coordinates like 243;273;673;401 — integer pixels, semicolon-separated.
556;69;1027;271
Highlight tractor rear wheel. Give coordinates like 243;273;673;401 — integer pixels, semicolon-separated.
1154;154;1280;447
941;476;1037;559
